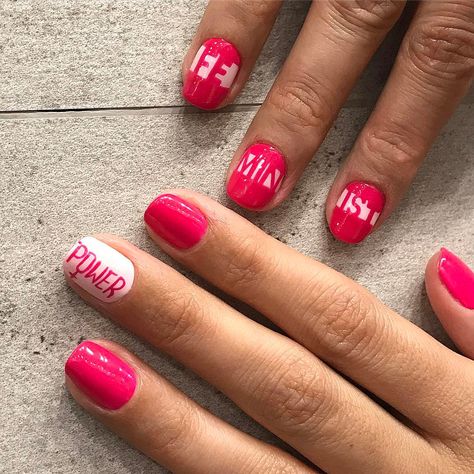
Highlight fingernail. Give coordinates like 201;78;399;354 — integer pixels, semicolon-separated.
63;236;135;302
182;38;241;110
65;341;136;410
227;143;286;210
144;194;208;249
438;248;474;309
329;181;385;244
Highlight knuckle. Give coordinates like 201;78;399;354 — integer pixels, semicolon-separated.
360;126;422;178
244;455;303;474
236;0;281;21
328;0;403;33
152;399;199;456
267;72;334;134
301;281;383;362
252;350;331;432
221;234;267;292
157;290;211;349
405;18;474;82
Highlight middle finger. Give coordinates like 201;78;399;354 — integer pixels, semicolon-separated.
226;0;406;210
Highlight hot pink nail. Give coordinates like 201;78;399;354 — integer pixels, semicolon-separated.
65;341;136;410
329;181;385;244
182;38;241;110
438;248;474;309
227;143;286;210
144;194;208;249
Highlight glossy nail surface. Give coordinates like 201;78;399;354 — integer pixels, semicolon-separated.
438;248;474;309
227;143;286;210
183;38;240;110
63;237;134;302
65;341;137;410
330;182;385;244
145;194;208;249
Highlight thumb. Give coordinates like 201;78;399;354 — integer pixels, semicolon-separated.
425;248;474;359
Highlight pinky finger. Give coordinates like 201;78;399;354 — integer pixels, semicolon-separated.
425;248;474;358
65;340;312;473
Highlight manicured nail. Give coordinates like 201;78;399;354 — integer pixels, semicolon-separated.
182;37;241;110
65;341;136;410
63;236;135;303
438;248;474;309
330;181;385;244
144;194;208;249
227;143;286;210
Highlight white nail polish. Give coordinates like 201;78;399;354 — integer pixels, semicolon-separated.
63;236;134;302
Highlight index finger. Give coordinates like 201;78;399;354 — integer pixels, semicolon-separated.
182;0;282;109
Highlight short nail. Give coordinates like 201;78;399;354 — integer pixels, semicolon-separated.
227;143;286;210
65;341;137;410
438;248;474;309
182;38;241;110
329;181;385;244
144;194;208;249
63;236;135;302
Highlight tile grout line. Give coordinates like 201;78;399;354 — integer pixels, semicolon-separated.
0;96;471;120
0;103;263;120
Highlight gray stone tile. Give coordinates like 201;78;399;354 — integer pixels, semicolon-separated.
1;104;473;472
2;0;471;111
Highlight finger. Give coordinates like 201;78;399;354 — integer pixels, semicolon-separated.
144;190;474;441
65;339;309;473
327;0;474;243
425;248;474;358
182;0;282;110
63;234;432;472
225;0;406;210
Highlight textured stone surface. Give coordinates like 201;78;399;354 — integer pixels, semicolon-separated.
1;1;473;473
2;0;471;111
1;105;473;473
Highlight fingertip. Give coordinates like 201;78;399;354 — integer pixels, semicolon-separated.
425;248;474;358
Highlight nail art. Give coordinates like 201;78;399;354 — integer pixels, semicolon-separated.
329;182;385;244
438;248;474;310
144;194;208;249
182;38;241;109
63;236;134;302
227;143;286;210
65;341;136;410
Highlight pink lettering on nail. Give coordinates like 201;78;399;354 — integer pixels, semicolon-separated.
63;237;134;303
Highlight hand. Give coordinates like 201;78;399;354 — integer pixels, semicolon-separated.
63;191;474;472
181;1;473;243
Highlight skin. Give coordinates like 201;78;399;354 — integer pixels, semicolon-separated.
65;190;474;473
182;0;474;234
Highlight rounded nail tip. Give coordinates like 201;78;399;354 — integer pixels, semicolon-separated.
181;86;223;110
328;221;369;245
226;188;268;212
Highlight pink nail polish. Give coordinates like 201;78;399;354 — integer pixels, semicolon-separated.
144;194;208;249
438;248;474;309
182;38;241;110
227;143;286;210
330;181;385;244
65;341;136;410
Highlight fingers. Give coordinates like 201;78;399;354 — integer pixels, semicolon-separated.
425;248;474;358
225;0;406;210
65;340;308;473
144;190;474;440
63;233;431;472
182;0;282;109
326;0;474;243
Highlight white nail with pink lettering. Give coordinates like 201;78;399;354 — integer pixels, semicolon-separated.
63;236;134;302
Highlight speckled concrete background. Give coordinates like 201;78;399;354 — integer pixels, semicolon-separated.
0;1;473;473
